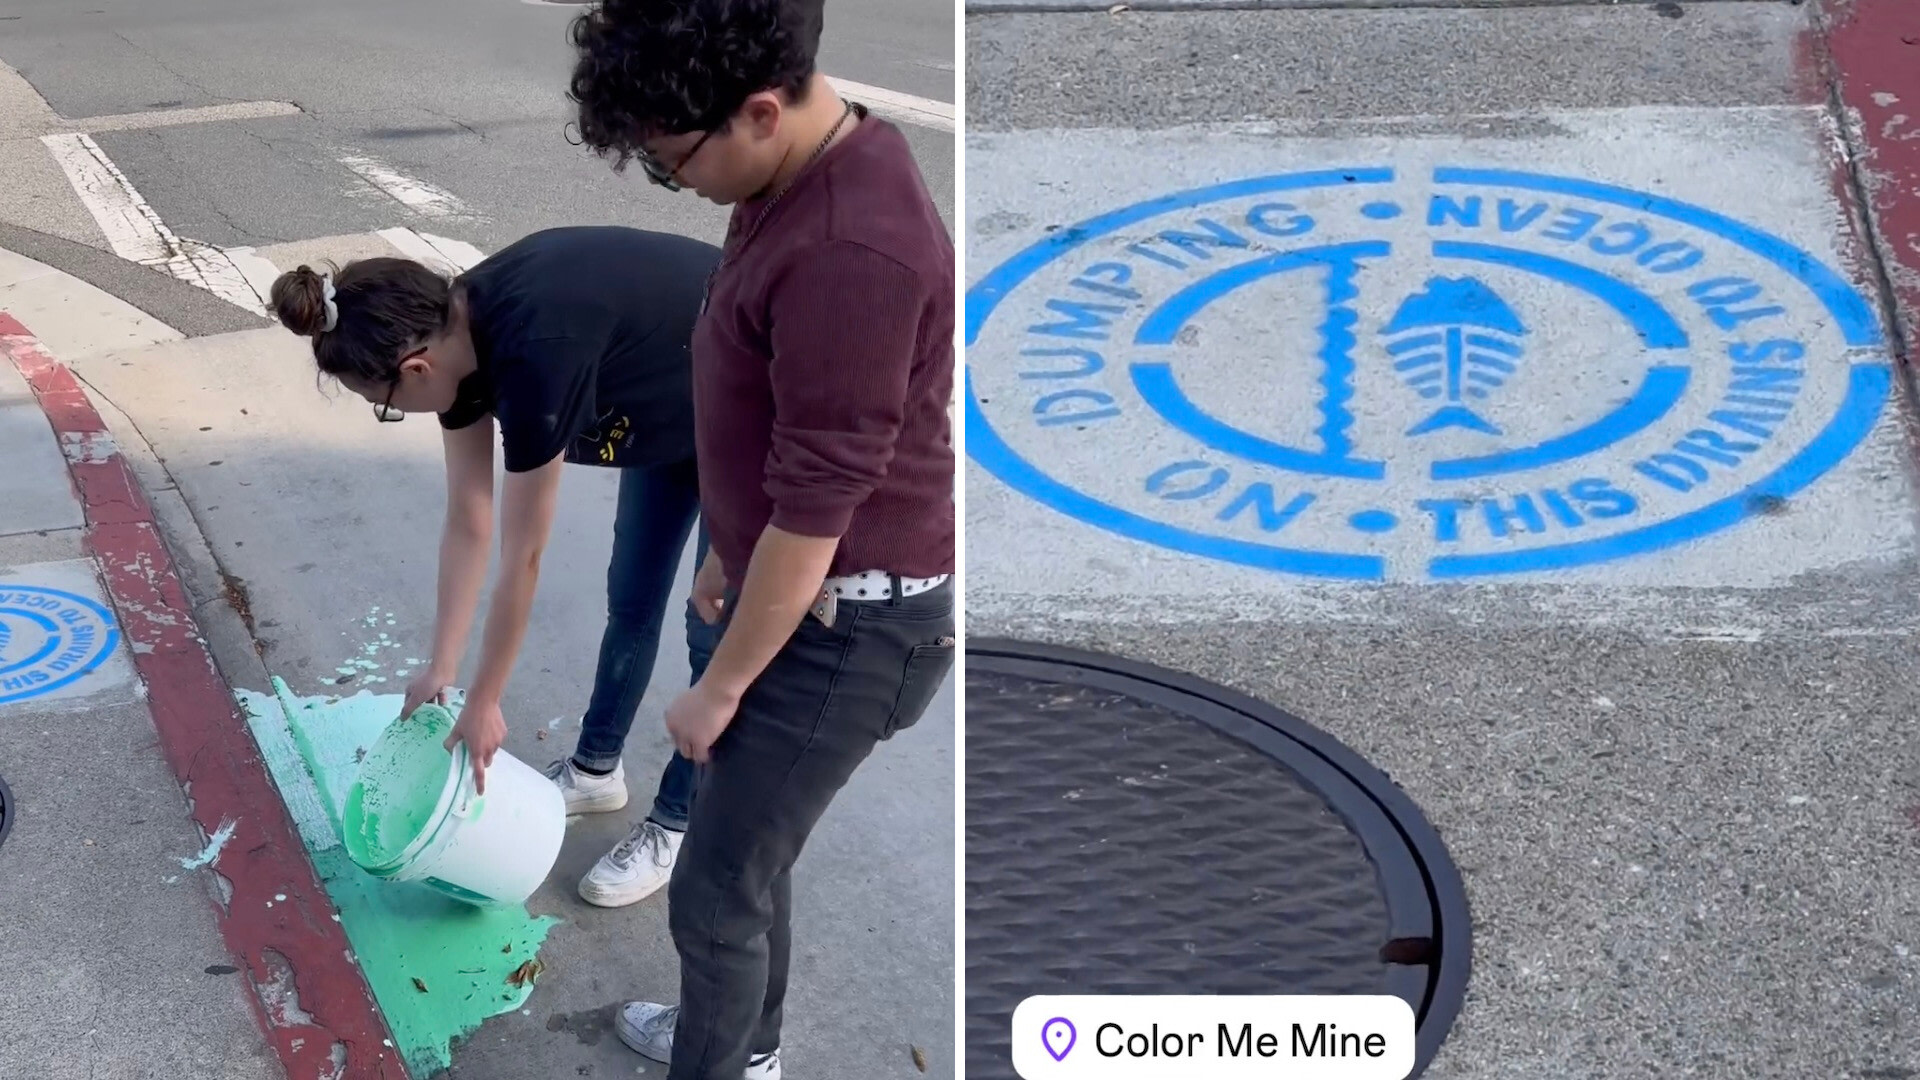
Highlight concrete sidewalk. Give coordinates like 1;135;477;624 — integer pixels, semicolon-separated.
965;1;1920;1077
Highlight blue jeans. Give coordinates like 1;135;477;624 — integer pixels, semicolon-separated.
571;457;721;832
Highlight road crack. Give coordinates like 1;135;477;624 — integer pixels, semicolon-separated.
113;31;241;106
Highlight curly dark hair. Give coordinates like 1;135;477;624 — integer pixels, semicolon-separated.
269;259;452;386
568;0;826;169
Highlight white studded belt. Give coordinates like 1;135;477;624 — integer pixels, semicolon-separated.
825;570;952;601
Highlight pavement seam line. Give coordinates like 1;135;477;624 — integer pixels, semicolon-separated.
0;312;409;1080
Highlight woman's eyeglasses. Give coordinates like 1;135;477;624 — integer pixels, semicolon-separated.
374;376;403;422
374;347;428;422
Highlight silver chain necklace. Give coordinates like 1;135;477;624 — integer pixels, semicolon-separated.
735;99;857;252
702;100;859;314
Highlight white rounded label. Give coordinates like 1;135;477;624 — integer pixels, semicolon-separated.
1010;995;1417;1079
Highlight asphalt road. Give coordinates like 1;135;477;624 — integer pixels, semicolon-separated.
0;0;953;285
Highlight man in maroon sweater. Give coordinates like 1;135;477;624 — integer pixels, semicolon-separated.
568;1;956;1077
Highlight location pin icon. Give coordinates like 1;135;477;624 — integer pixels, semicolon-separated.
1043;1017;1077;1062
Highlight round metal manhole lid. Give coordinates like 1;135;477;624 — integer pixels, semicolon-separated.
966;640;1471;1078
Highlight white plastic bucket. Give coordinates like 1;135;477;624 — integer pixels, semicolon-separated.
341;703;565;906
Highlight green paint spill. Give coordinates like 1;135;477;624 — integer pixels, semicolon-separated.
341;704;457;869
238;678;559;1076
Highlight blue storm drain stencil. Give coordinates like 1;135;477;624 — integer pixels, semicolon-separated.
965;167;1890;581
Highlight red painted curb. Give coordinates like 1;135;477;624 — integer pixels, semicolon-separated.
0;313;407;1080
1817;0;1920;360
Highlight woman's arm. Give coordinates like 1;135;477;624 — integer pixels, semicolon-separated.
402;416;496;719
443;448;566;792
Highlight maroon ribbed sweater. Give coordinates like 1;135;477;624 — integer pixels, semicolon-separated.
691;112;956;584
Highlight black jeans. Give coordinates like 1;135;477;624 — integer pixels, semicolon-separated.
572;458;719;830
665;580;955;1079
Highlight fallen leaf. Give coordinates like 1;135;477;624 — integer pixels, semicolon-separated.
412;977;429;994
536;729;548;740
912;1045;928;1072
506;959;546;987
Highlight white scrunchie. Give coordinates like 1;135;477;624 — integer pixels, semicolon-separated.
319;274;340;334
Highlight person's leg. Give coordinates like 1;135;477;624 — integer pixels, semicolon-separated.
646;524;714;832
570;459;701;774
749;867;791;1058
578;505;712;908
641;584;954;1078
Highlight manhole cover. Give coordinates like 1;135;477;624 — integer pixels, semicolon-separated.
966;640;1471;1078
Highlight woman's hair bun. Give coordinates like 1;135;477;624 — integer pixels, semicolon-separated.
269;265;331;338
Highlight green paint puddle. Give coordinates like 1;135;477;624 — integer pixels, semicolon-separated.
237;678;559;1076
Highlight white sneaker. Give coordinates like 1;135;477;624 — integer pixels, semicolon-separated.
543;758;629;815
616;1002;781;1078
579;818;683;908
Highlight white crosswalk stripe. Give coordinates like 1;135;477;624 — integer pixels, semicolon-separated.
827;77;955;133
337;153;475;219
375;228;487;275
41;132;269;315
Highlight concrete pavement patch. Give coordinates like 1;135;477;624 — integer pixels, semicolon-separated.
0;243;183;361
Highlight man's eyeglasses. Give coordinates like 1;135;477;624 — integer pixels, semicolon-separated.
637;128;714;191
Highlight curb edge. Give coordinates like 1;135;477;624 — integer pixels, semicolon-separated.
0;312;408;1080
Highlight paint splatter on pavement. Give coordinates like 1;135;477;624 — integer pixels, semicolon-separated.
237;677;559;1076
176;817;237;869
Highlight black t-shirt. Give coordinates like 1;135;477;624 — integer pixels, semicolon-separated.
438;226;720;472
